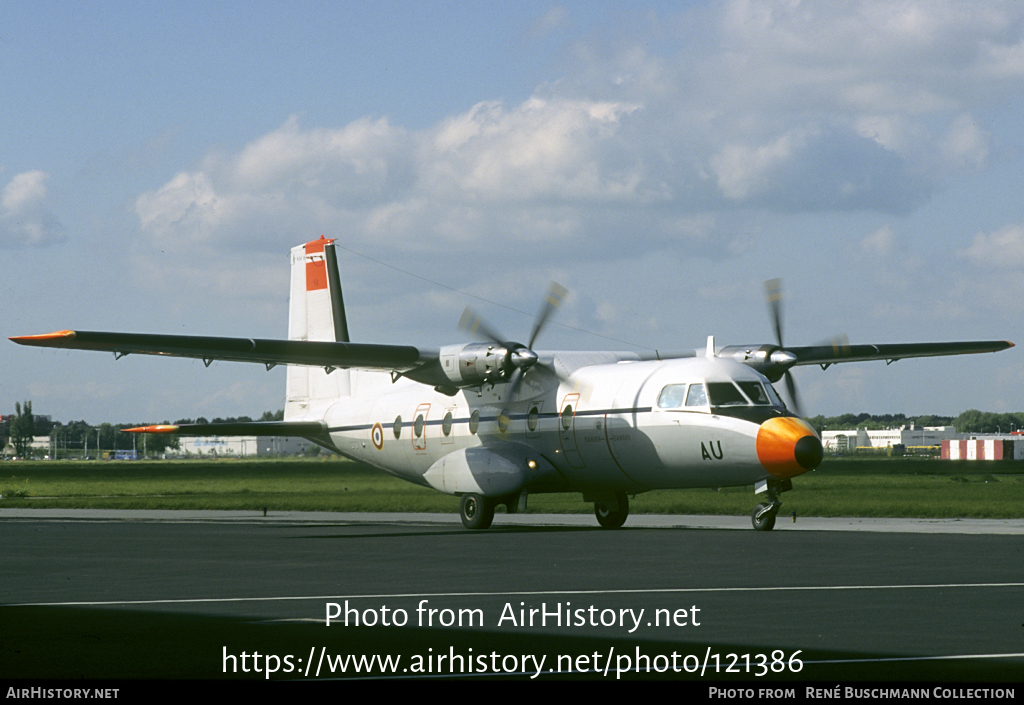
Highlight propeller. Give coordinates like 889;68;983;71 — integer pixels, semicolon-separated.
459;282;569;400
763;278;803;416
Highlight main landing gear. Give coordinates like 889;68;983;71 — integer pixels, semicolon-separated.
751;478;791;531
460;494;495;530
458;492;522;530
594;492;629;529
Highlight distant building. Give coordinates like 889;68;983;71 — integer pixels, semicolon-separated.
821;425;960;452
176;435;315;457
942;437;1023;460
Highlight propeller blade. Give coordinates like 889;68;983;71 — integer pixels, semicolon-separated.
457;284;570;396
764;278;806;416
505;366;525;401
764;278;784;348
783;370;802;417
528;282;568;349
458;307;506;345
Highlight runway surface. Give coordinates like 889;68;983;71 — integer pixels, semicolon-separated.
2;509;1022;684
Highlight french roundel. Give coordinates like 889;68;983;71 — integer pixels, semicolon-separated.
371;423;384;450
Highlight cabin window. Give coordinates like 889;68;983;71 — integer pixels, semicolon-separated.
393;416;402;439
414;414;425;438
561;404;574;430
469;410;480;435
685;384;708;407
498;409;511;433
528;406;539;432
706;382;748;406
657;384;687;409
442;411;453;437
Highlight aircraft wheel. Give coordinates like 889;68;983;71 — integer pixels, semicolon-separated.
594;492;629;529
751;502;777;531
460;494;494;530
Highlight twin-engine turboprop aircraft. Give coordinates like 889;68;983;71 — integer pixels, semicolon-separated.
11;237;1014;530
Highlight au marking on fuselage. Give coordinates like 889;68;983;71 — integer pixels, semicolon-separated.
701;441;724;461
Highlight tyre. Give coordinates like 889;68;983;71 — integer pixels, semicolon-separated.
751;502;777;531
460;494;495;530
594;492;629;529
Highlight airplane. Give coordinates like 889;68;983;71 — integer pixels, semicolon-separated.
10;236;1014;530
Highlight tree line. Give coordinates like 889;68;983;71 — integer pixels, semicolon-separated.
806;410;1024;434
3;404;284;459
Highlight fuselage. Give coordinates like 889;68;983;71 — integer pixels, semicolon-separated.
316;354;822;498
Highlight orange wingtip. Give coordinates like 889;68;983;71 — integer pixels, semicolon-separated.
9;330;76;343
123;425;180;434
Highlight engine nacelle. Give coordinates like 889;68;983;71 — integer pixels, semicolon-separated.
717;344;796;382
437;342;516;388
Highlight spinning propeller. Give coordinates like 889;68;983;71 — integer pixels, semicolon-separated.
458;282;569;400
764;279;804;416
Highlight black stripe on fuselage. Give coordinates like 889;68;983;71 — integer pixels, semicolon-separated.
324;405;793;435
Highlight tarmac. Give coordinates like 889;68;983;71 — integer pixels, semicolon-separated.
2;507;1023;533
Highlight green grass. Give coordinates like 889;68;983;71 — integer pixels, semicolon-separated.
1;456;1022;518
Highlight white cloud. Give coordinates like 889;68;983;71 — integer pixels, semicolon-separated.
861;225;895;256
127;1;1024;306
710;130;810;201
958;224;1024;267
0;170;66;248
134;98;649;256
940;114;990;171
425;97;645;202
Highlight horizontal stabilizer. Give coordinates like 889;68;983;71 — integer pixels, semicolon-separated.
123;420;327;437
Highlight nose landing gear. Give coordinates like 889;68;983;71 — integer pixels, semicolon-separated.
751;478;791;531
751;501;779;531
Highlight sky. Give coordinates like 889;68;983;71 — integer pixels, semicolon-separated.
2;0;1023;425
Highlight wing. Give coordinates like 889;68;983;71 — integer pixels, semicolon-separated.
717;338;1014;384
788;340;1014;368
9;329;437;374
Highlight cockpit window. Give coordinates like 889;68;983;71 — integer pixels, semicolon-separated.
706;382;748;406
764;382;786;408
737;381;771;405
657;384;687;409
685;383;708;407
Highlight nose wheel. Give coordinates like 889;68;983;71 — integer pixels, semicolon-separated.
751;478;791;531
751;502;779;531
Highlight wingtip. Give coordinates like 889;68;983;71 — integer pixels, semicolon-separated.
9;330;76;344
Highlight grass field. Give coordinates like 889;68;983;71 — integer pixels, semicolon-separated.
1;455;1023;519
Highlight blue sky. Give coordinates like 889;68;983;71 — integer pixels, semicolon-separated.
3;0;1022;424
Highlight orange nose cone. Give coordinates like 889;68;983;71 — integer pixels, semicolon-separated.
756;417;823;478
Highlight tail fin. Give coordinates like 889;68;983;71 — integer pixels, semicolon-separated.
285;236;351;419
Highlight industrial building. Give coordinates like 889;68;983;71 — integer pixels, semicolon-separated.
175;435;314;458
821;425;960;453
942;438;1024;460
